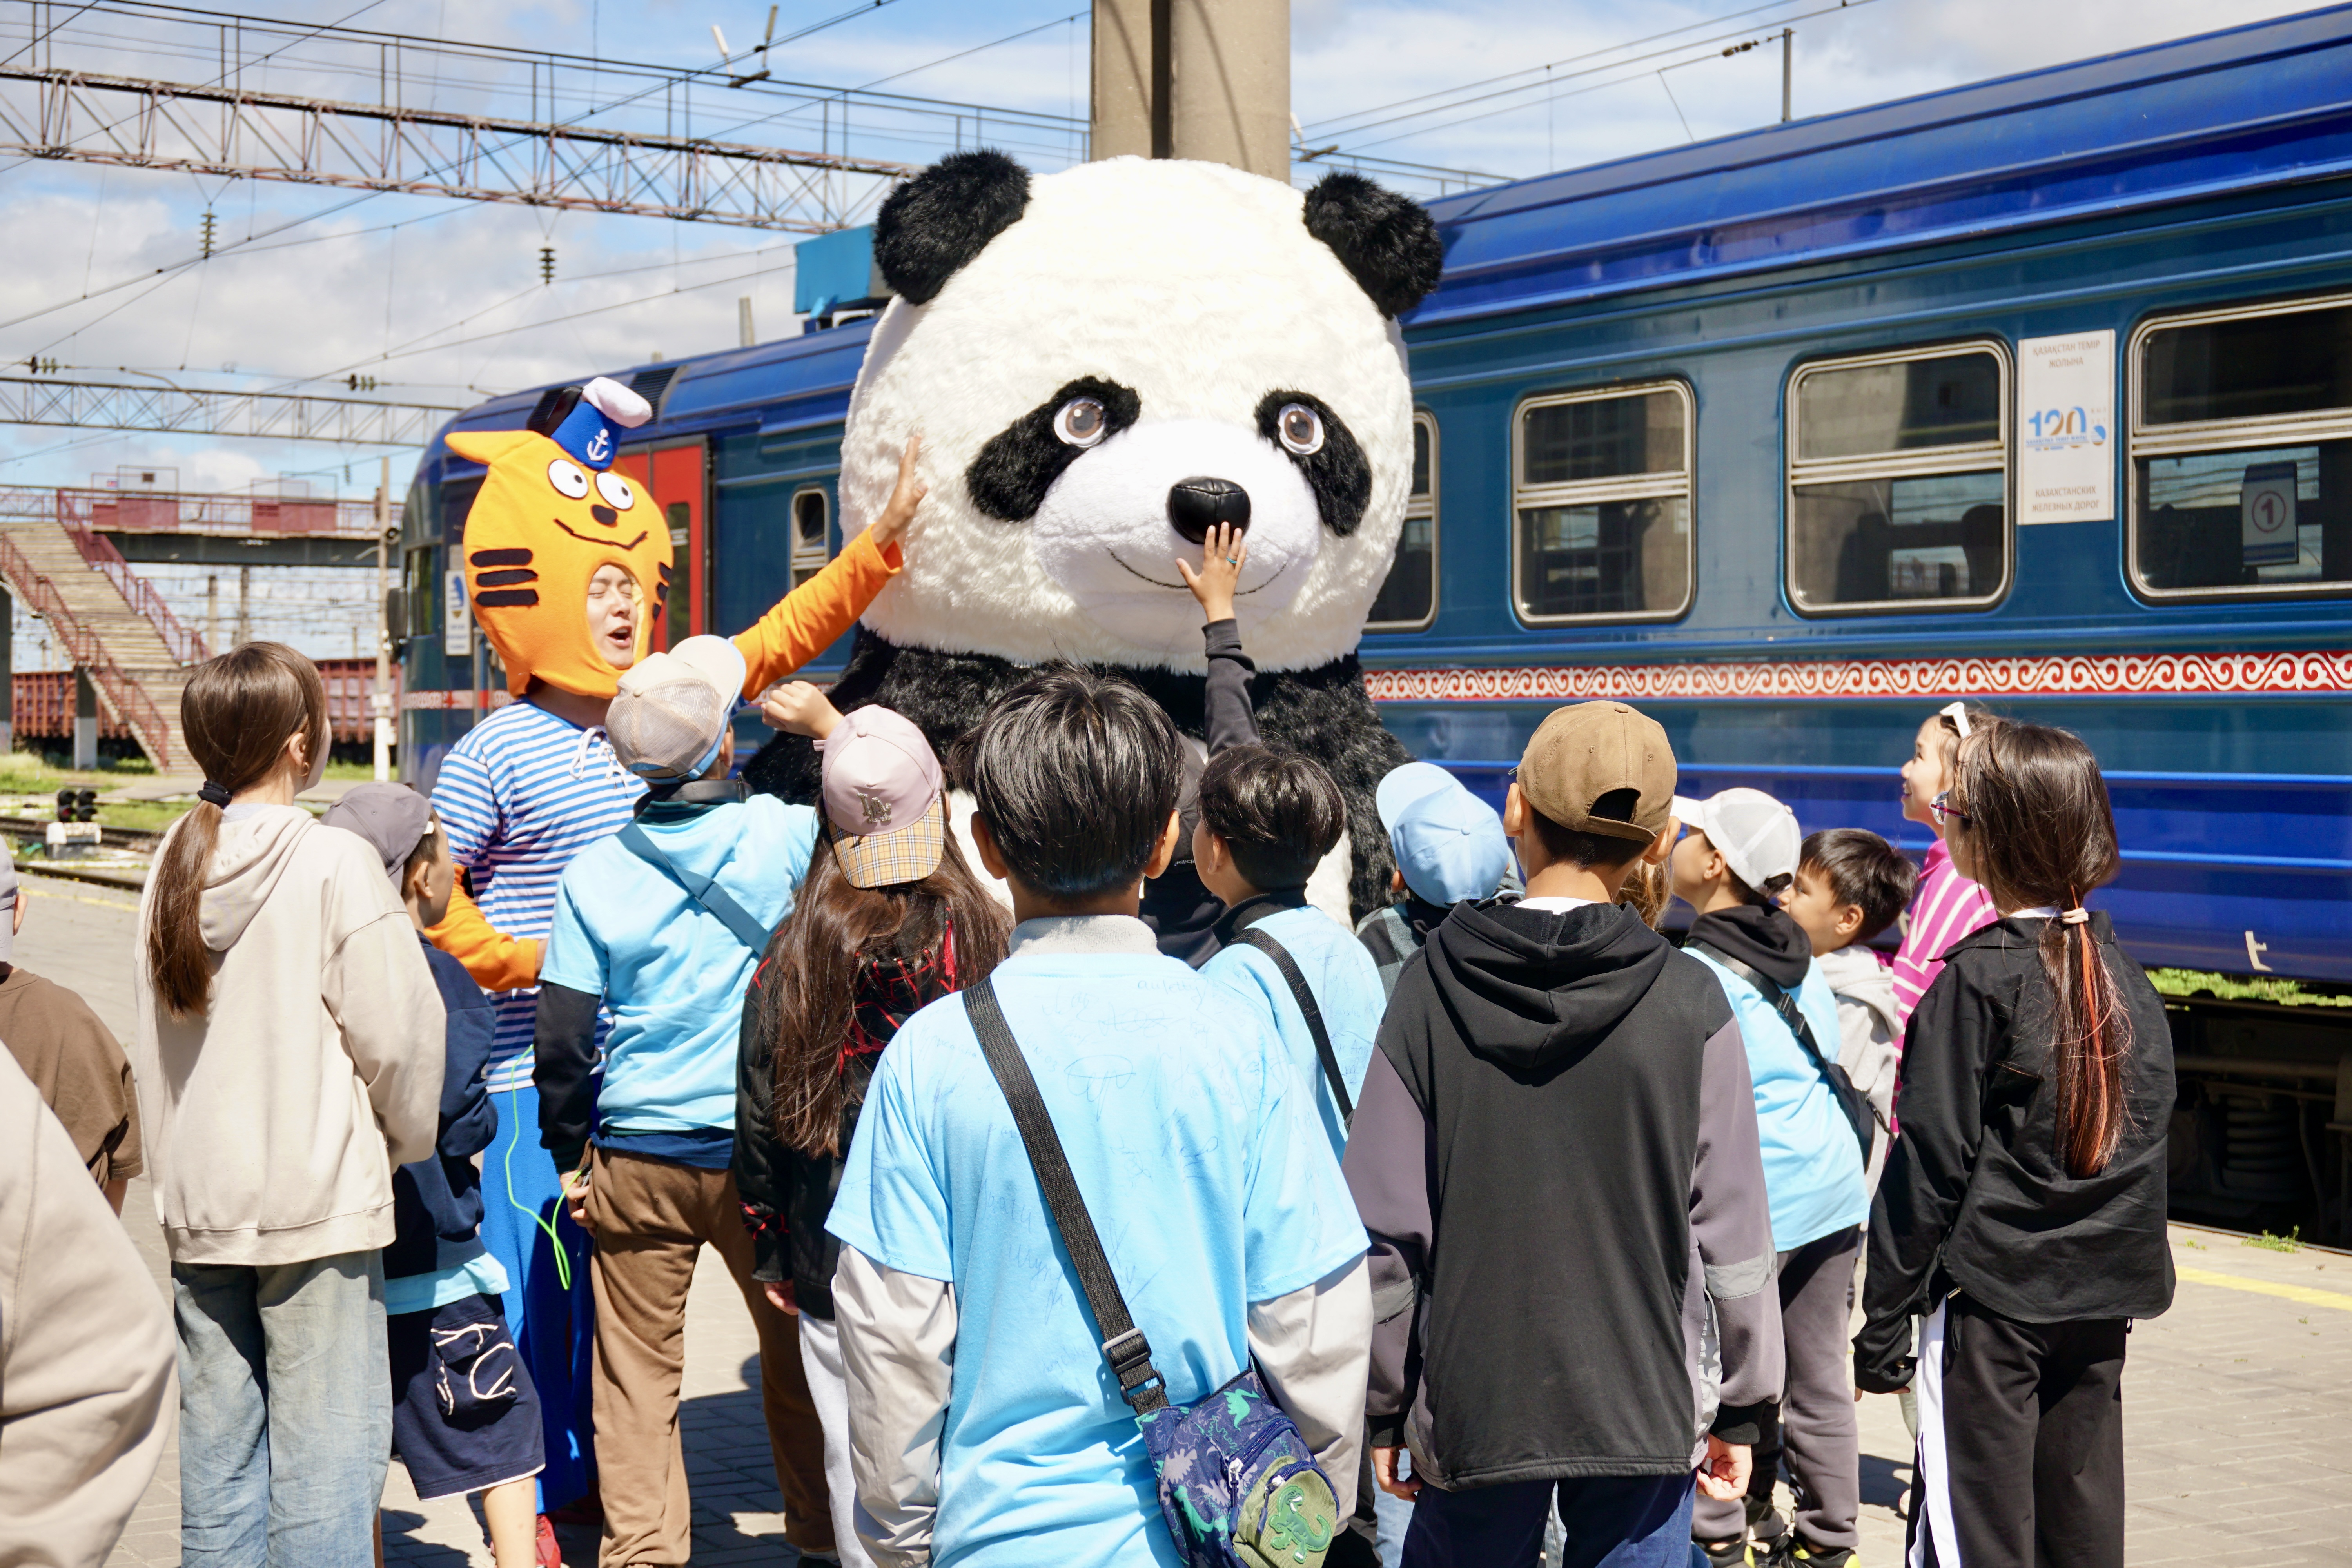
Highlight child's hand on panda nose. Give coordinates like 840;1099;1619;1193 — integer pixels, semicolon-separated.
1176;523;1248;624
868;433;928;552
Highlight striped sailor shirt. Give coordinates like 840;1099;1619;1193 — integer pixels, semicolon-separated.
1888;838;1999;1033
432;699;645;1087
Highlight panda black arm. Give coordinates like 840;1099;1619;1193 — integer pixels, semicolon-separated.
1203;619;1262;755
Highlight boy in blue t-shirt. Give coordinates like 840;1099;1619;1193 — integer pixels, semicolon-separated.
1671;787;1869;1568
826;664;1370;1568
531;636;835;1567
1194;745;1385;1160
322;785;547;1568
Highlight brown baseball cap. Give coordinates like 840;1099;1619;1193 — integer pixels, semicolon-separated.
1515;701;1676;842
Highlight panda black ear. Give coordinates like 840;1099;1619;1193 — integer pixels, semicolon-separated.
873;150;1032;306
1302;171;1444;319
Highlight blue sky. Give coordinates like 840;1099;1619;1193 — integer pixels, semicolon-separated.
0;0;2324;655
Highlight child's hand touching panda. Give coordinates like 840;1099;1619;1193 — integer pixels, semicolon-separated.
762;681;842;739
867;432;929;551
1176;522;1249;625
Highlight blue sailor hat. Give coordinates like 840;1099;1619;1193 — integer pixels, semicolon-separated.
528;375;654;472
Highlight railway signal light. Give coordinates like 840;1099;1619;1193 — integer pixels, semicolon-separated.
539;245;556;286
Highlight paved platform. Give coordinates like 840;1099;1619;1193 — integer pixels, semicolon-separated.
21;871;2346;1567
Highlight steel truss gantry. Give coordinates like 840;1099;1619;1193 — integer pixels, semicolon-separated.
0;376;460;444
0;65;917;231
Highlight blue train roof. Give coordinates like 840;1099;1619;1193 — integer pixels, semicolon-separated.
1414;4;2352;326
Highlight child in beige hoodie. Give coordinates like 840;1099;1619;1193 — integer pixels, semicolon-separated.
129;642;446;1565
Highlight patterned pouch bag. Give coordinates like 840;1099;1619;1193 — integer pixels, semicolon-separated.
964;978;1339;1568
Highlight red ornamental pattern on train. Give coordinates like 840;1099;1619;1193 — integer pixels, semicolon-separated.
1363;650;2352;704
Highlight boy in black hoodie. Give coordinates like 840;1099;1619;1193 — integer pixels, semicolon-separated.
1344;701;1783;1568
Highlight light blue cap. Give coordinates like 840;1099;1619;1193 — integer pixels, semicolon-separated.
1376;760;1509;907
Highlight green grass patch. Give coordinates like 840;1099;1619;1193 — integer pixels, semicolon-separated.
2148;968;2352;1008
2245;1228;2304;1254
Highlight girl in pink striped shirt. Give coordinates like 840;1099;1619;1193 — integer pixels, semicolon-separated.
1890;702;2001;1030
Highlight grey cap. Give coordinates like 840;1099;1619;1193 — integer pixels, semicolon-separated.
321;783;436;887
608;637;748;782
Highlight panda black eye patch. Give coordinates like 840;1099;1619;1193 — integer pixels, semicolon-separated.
1255;391;1371;537
965;377;1142;523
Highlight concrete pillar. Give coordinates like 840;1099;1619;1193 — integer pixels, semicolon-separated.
1168;0;1290;180
234;566;251;648
72;666;96;771
1091;0;1165;159
0;587;13;757
1092;0;1290;180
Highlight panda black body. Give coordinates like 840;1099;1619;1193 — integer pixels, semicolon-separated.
746;631;1410;923
744;151;1441;928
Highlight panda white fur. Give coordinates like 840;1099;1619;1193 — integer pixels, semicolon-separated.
747;151;1444;933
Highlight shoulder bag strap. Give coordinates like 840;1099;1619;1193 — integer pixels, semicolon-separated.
963;977;1170;1415
1687;938;1827;1069
615;822;773;955
1232;927;1354;1127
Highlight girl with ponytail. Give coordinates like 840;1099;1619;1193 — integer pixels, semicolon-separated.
1854;721;2174;1568
128;643;448;1560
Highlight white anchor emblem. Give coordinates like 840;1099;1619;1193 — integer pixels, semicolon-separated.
586;426;613;465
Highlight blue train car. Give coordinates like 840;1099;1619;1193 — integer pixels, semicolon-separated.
399;4;2352;1230
404;5;2352;983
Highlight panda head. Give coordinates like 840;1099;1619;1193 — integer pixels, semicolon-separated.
838;152;1442;673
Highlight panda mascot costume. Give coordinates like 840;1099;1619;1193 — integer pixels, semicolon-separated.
748;151;1442;941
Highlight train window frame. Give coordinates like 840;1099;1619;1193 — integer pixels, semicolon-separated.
1783;338;2014;618
1366;410;1440;633
2125;290;2352;604
1509;380;1696;628
789;484;833;587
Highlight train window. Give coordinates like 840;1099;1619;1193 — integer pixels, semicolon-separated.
791;486;831;591
1368;413;1438;630
1787;342;2010;613
2129;294;2352;600
1512;384;1693;624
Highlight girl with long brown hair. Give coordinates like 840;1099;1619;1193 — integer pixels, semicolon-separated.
732;686;1007;1568
1855;720;2174;1568
127;643;447;1561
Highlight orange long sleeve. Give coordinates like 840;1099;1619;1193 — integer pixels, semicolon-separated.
423;878;543;993
730;529;902;696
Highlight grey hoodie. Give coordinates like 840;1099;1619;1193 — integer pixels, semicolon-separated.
1815;945;1900;1194
129;804;445;1265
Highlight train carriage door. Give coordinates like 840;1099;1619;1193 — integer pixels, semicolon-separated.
611;438;710;648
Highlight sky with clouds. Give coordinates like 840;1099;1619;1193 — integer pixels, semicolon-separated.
0;0;2325;661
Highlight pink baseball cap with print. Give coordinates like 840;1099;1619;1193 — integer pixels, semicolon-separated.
818;705;946;889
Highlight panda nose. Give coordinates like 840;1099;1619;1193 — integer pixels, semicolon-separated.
591;505;619;526
1166;477;1251;546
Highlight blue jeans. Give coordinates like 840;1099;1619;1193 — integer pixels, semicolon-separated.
173;1251;390;1567
1403;1472;1695;1568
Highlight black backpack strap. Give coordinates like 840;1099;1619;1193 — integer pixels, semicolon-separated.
615;822;773;954
1687;939;1825;1066
964;977;1169;1414
1232;927;1354;1127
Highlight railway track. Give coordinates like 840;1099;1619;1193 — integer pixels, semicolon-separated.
0;814;161;852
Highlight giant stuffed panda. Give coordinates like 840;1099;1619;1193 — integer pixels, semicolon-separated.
747;150;1443;937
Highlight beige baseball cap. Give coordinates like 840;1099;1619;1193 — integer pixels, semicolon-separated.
1515;701;1676;842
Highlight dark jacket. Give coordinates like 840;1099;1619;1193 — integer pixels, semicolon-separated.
1855;913;2176;1392
733;937;961;1318
1343;898;1784;1488
1143;617;1263;966
384;940;501;1282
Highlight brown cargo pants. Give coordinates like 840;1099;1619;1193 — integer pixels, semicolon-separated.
584;1146;833;1565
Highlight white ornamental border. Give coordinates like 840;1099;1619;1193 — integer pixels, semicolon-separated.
1361;650;2352;703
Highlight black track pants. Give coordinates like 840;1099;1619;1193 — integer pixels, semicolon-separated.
1912;1294;2127;1568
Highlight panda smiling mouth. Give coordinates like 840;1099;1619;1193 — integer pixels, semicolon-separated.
1107;551;1281;593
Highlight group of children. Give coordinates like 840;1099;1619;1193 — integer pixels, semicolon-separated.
69;442;2173;1568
